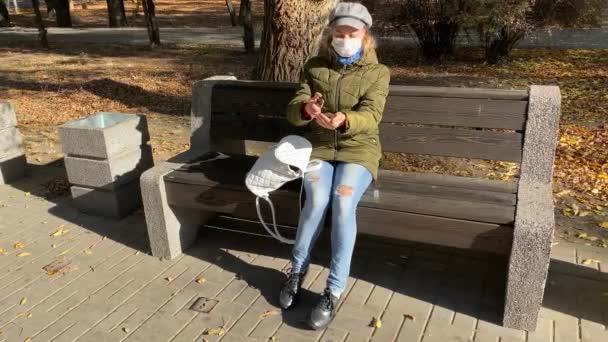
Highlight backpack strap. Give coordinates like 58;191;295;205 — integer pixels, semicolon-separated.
255;195;295;244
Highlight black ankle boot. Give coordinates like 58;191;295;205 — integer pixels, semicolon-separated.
279;270;306;309
308;288;340;330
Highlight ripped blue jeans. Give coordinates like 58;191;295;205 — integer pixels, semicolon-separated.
290;160;372;296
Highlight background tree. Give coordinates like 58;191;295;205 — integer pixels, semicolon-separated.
142;0;160;46
31;0;49;48
55;0;72;27
225;0;237;26
255;0;339;81
239;0;254;53
396;0;471;62
107;0;128;27
468;0;532;64
0;0;10;27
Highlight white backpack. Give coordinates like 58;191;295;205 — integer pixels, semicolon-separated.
245;135;321;244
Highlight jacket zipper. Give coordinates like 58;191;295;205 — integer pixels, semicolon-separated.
334;65;347;160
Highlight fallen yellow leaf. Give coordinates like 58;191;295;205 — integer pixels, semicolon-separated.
554;190;572;197
84;250;93;255
17;252;31;257
27;312;32;318
372;317;382;328
122;327;129;333
14;242;25;249
51;244;57;248
598;173;608;180
599;222;608;229
203;327;225;336
58;250;70;256
196;277;206;284
25;337;31;342
582;259;601;265
51;228;70;237
259;309;280;319
20;297;26;305
0;248;6;255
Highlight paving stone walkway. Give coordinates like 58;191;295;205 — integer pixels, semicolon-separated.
0;166;607;342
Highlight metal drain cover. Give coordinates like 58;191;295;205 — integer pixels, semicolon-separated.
190;297;219;313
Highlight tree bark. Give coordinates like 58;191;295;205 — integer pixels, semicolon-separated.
106;0;127;27
225;0;237;26
255;0;338;82
241;0;254;53
31;0;49;48
11;0;19;14
142;0;160;46
55;0;72;27
0;0;10;27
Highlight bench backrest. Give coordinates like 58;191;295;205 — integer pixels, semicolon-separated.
195;80;530;164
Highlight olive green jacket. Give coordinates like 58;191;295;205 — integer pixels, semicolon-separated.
286;48;390;180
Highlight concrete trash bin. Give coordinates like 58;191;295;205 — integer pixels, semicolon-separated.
59;112;154;218
0;102;27;184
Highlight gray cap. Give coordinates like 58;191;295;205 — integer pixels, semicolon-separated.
329;2;372;29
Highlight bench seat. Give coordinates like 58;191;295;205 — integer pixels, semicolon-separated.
163;152;515;254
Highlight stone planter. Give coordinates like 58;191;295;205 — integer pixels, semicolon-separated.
0;102;27;184
59;112;153;218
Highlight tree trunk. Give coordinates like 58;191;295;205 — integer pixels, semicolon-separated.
225;0;237;26
106;0;127;27
11;0;19;14
31;0;49;48
55;0;72;27
142;0;160;46
241;0;254;53
0;0;10;27
255;0;338;81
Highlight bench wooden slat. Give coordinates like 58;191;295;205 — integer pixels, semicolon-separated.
375;179;516;206
389;85;529;100
205;214;512;255
380;124;523;162
357;208;513;255
383;96;528;130
378;170;518;194
212;85;295;117
210;121;524;162
210;115;300;142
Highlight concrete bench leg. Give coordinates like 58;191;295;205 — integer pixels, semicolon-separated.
503;85;561;331
140;151;214;260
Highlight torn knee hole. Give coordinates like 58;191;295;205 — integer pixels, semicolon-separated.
307;175;321;182
336;185;353;197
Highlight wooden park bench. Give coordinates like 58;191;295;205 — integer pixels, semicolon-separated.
140;76;561;331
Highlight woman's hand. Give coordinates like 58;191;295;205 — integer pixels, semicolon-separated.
303;92;324;118
315;112;346;130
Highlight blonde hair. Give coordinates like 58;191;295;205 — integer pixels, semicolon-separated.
319;27;376;59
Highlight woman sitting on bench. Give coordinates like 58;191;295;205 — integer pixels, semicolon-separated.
280;2;390;330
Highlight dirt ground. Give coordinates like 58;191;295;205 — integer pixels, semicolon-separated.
0;38;606;248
